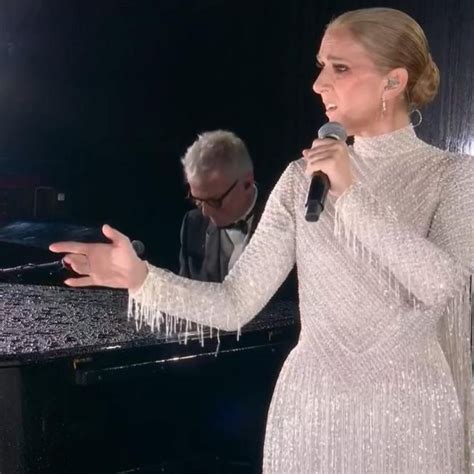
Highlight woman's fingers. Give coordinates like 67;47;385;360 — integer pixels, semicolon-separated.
49;241;90;255
50;226;129;258
48;225;144;289
303;145;334;157
102;224;130;246
63;254;90;275
303;140;343;157
310;137;337;148
305;151;335;163
64;276;95;287
304;158;334;177
301;138;353;197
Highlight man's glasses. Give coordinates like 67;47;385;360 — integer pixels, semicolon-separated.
187;179;238;210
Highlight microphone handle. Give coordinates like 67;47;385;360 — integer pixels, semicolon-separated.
305;171;330;222
0;259;66;275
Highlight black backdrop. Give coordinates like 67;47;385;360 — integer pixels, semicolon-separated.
0;0;472;272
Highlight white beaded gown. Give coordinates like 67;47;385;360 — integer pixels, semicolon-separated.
130;126;473;473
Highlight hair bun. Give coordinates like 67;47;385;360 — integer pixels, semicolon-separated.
327;8;440;111
409;54;440;109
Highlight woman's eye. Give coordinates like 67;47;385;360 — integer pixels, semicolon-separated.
333;64;348;73
316;61;324;70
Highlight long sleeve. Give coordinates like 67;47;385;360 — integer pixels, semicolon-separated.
334;153;474;311
430;155;474;471
428;154;474;272
129;162;297;332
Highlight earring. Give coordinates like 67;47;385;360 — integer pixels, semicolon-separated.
381;95;387;116
410;108;423;127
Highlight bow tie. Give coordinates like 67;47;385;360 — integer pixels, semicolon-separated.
221;219;250;235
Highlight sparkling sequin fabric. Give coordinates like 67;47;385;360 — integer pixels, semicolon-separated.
130;125;473;473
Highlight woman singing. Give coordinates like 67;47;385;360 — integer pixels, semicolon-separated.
51;8;473;473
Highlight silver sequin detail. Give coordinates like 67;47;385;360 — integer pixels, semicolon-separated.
130;125;473;473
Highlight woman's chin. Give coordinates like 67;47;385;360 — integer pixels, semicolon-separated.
325;109;346;126
325;109;337;121
325;111;347;129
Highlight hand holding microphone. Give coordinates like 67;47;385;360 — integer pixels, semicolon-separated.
303;122;351;221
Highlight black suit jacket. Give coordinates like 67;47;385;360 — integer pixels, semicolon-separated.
179;202;263;283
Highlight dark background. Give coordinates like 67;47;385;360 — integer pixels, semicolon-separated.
0;2;471;473
0;0;472;273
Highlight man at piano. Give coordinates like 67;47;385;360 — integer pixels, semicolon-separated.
178;130;261;282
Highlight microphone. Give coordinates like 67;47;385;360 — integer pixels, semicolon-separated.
305;121;347;222
0;260;66;275
0;259;69;283
131;240;145;258
0;240;146;283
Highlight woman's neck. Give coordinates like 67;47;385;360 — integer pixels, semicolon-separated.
353;108;411;138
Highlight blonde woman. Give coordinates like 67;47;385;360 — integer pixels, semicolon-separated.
51;8;473;473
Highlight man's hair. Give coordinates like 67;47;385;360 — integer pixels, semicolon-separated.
181;130;253;183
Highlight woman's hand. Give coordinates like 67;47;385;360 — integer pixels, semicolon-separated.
49;224;148;292
302;138;354;197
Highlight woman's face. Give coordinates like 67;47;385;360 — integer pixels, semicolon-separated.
313;27;388;136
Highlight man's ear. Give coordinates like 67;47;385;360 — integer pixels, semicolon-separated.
242;171;254;190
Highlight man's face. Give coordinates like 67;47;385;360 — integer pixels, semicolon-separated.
187;171;253;228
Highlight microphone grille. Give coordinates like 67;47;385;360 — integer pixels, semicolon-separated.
318;122;347;141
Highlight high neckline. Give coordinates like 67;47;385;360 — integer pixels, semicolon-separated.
353;125;424;158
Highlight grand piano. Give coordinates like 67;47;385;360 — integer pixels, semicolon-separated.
0;282;298;474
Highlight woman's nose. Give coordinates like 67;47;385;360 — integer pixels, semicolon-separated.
313;69;329;95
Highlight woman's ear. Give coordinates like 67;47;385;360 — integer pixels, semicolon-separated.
384;67;408;99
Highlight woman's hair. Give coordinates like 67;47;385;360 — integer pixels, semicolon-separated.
181;130;253;183
328;8;439;110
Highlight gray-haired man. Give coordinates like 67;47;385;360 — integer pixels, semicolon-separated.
179;130;260;282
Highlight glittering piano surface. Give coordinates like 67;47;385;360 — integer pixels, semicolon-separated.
0;283;297;362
